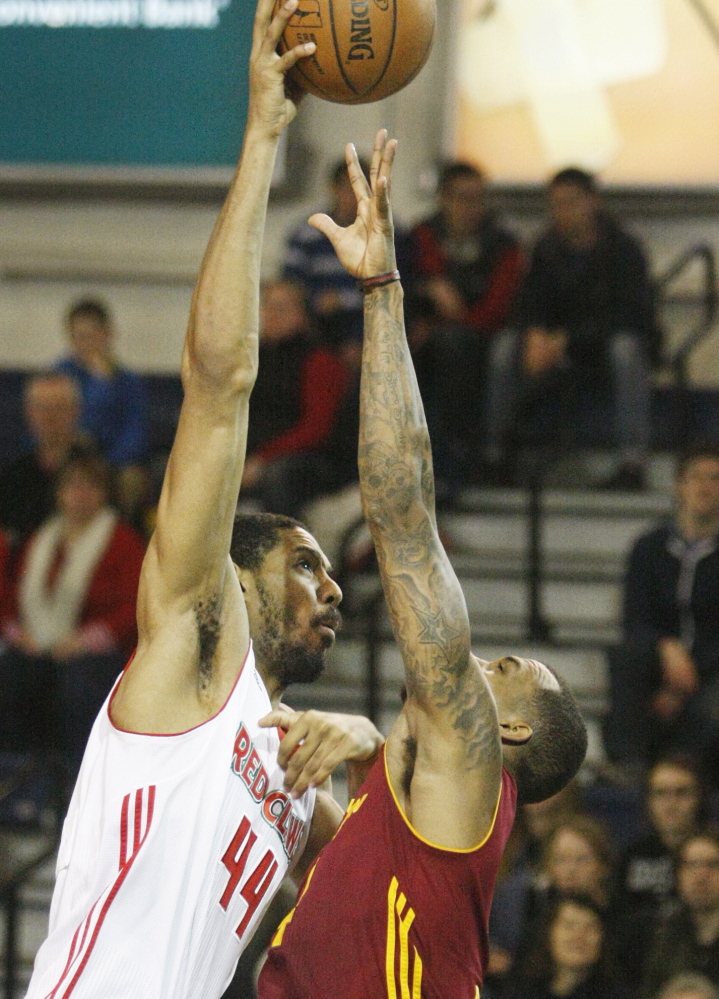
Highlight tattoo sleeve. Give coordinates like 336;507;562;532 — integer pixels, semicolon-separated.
358;283;500;770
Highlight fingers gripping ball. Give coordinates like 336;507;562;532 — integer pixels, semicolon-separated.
276;0;436;105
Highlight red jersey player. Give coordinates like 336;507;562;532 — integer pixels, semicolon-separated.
258;132;588;999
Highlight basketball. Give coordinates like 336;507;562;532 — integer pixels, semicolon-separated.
276;0;436;105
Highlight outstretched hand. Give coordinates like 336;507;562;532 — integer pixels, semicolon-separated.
309;129;398;279
259;707;384;798
248;0;315;137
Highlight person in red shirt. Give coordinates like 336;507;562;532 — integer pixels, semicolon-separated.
409;161;524;486
258;133;587;999
241;279;355;517
0;444;145;776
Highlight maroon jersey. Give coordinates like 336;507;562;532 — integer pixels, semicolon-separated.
259;746;517;999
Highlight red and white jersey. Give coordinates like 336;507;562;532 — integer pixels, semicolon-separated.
26;644;315;999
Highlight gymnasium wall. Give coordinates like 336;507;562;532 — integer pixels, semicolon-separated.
1;0;719;381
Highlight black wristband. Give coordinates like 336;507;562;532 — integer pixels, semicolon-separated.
357;270;401;293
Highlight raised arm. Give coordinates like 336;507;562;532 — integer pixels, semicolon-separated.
113;1;316;731
311;133;501;848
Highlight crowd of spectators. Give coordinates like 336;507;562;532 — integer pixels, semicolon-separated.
482;762;719;999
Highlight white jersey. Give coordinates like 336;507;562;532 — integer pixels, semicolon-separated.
26;645;315;999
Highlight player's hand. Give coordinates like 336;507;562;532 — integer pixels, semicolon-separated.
309;129;397;279
247;0;315;137
259;708;384;797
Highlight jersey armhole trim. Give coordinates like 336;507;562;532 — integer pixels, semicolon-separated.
107;641;252;738
383;746;503;854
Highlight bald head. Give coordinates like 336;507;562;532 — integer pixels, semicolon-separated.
25;373;80;451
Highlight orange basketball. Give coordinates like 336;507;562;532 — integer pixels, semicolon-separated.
276;0;436;105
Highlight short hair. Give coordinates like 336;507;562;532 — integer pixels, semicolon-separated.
511;669;587;804
676;443;719;479
230;513;306;572
658;973;719;999
57;443;113;498
328;156;370;186
549;167;597;194
66;298;112;328
438;160;484;191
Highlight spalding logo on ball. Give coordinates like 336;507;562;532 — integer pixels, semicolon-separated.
276;0;436;104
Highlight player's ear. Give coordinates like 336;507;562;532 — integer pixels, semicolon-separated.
499;719;532;746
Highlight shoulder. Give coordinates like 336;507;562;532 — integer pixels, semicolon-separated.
633;523;672;553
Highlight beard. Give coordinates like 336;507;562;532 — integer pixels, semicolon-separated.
254;580;341;687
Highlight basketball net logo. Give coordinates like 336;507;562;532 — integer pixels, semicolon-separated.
288;0;322;27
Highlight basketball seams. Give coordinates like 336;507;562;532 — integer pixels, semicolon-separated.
327;0;358;97
280;0;435;105
363;6;435;103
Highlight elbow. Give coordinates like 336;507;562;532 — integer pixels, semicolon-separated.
181;337;258;395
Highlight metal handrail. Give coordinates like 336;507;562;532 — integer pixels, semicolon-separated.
655;242;718;382
0;757;63;999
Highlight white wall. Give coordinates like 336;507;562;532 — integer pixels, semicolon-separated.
2;0;719;381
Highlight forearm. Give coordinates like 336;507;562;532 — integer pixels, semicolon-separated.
358;281;435;529
186;126;280;385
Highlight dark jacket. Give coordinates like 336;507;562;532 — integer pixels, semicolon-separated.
516;214;656;362
623;523;719;677
611;832;679;987
643;904;719;998
503;969;632;999
411;212;524;334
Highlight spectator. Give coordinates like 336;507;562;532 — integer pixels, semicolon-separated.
0;372;82;546
503;894;630;999
409;161;523;485
643;830;719;997
657;973;719;999
488;783;585;990
483;167;655;490
604;446;719;776
490;814;613;986
283;157;372;345
55;298;149;520
0;444;145;776
613;755;707;987
242;279;356;519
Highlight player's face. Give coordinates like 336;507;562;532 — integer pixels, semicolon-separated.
252;528;342;687
480;655;559;706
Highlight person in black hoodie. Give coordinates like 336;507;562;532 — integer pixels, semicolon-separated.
612;755;707;989
604;446;719;775
483;167;656;490
502;894;631;999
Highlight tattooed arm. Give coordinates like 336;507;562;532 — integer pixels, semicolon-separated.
310;132;501;849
